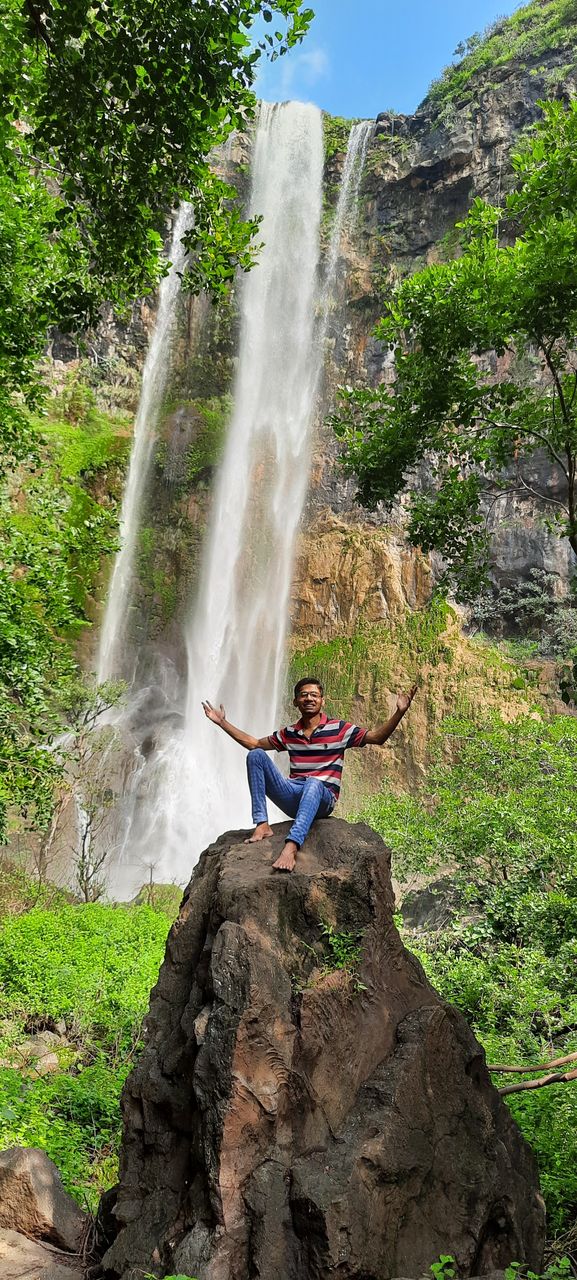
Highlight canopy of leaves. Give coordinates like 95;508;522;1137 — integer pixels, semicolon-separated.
3;0;313;299
332;100;577;601
358;712;577;1235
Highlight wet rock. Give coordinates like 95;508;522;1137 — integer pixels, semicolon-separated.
0;1148;88;1253
102;818;544;1280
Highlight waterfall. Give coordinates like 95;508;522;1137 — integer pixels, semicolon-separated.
97;204;191;685
323;120;373;294
102;108;373;894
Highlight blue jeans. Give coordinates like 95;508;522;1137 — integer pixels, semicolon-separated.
246;748;335;848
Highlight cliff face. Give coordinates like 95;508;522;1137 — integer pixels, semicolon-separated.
313;43;577;559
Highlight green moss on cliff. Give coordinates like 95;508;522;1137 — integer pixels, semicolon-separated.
185;394;230;485
289;600;452;717
424;0;577;110
322;114;355;161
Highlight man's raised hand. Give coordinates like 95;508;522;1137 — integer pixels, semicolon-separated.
202;700;226;724
396;684;418;714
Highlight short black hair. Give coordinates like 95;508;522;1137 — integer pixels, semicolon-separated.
293;676;324;699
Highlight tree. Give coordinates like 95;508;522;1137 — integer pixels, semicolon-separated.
0;0;313;467
332;99;577;601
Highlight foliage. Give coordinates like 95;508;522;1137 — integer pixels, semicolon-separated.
0;400;128;842
471;570;577;654
331;100;577;602
509;1264;574;1280
1;0;314;306
0;858;71;916
323;114;354;162
357;713;577;1234
425;0;577;110
430;1256;456;1280
0;902;169;1043
471;570;577;704
0;1056;127;1210
0;896;171;1207
319;921;365;989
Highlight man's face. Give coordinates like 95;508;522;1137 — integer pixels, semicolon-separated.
294;683;324;716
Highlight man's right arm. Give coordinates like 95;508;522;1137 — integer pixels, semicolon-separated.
201;701;272;751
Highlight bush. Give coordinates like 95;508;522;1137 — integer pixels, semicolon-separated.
356;713;577;1236
0;903;169;1047
0;900;171;1206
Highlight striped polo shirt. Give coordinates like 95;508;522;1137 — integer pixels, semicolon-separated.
267;714;368;800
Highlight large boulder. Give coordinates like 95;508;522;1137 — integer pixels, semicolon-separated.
102;819;545;1280
0;1147;87;1253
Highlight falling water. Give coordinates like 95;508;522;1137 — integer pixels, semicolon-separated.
103;109;374;893
323;119;373;295
97;204;191;685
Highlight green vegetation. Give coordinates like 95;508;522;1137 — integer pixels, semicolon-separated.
319;921;366;991
0;872;173;1207
289;598;452;718
323;114;355;162
332;99;577;602
425;0;577;110
0;383;130;842
1;0;314;399
357;713;577;1237
185;395;231;486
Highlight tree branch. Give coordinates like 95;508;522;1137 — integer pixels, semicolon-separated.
483;481;570;516
475;417;570;481
540;338;570;424
516;476;570;512
498;1067;577;1096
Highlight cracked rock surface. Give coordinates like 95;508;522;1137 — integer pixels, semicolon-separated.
102;819;545;1280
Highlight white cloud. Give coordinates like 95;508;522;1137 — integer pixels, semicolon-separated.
279;46;330;97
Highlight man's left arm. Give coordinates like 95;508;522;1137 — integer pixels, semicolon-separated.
364;685;418;746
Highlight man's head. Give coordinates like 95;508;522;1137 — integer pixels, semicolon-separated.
293;677;324;714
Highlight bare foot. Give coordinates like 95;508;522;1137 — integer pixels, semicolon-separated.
245;822;274;844
272;841;298;872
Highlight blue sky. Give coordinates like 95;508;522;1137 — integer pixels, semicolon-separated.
254;0;523;118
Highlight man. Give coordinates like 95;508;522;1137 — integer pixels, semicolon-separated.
202;677;417;872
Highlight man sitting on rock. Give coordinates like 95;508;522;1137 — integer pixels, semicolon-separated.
202;677;417;872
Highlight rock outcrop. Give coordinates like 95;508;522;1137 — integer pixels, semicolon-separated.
102;819;545;1280
0;1227;83;1280
0;1147;87;1254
